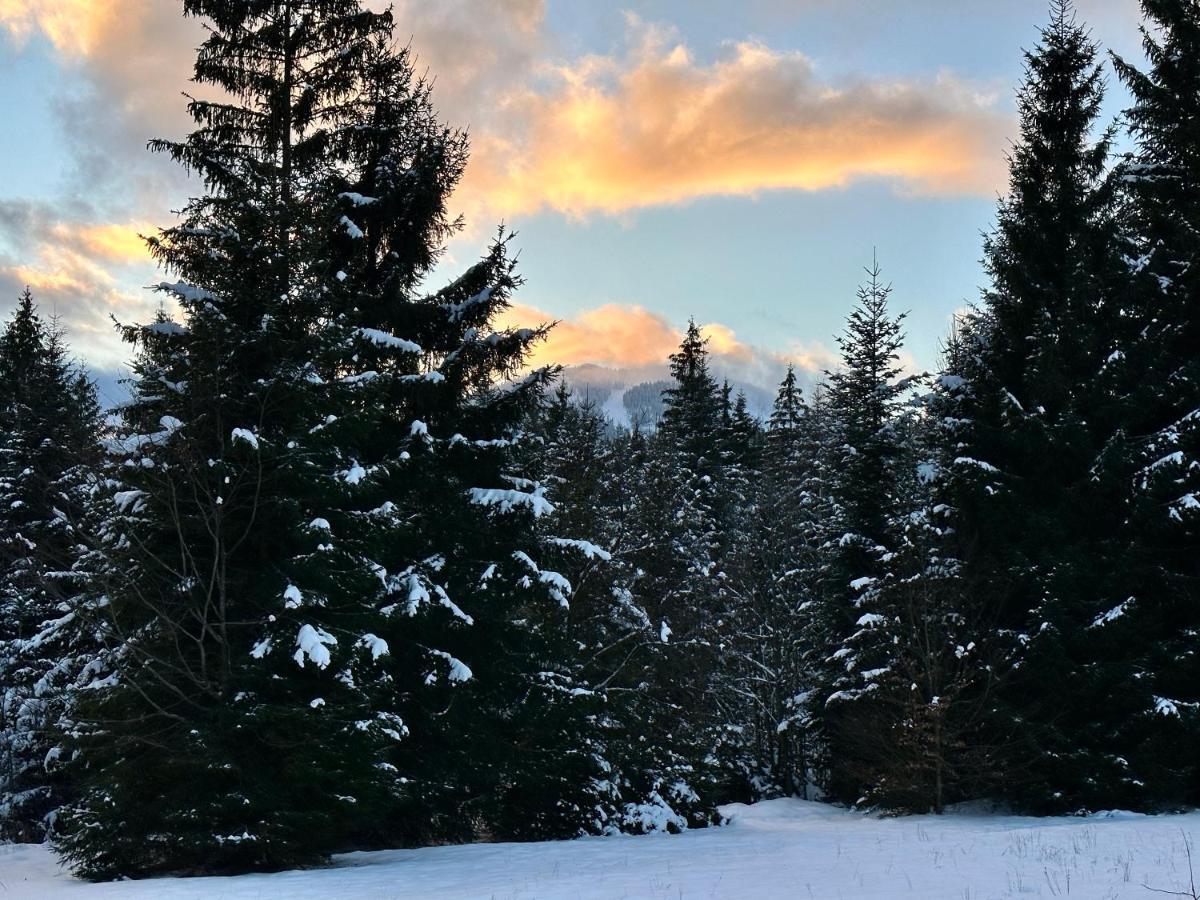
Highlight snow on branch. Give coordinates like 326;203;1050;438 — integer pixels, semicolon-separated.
231;428;259;449
356;328;422;354
443;286;493;323
549;537;613;562
469;484;554;518
157;280;219;304
427;649;473;683
294;624;338;669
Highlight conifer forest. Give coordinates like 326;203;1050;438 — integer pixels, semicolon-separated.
2;0;1200;887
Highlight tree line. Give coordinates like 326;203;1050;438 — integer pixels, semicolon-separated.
1;0;1198;881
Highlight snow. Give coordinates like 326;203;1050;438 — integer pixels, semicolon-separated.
548;537;613;561
230;428;258;449
444;286;493;322
338;192;378;207
145;320;188;337
428;649;473;683
356;328;421;354
954;456;1001;473
357;634;389;660
283;585;303;609
937;373;968;392
294;624;337;670
468;485;554;518
113;491;148;513
6;799;1200;898
512;550;573;607
157;280;218;304
1091;597;1133;628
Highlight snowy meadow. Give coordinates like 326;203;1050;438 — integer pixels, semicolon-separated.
4;800;1200;899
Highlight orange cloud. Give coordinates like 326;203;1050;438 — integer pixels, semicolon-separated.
0;207;158;366
50;221;152;266
3;1;1009;223
501;303;682;370
499;301;836;387
464;17;1010;219
0;0;118;55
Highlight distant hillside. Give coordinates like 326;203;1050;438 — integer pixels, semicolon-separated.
562;365;777;429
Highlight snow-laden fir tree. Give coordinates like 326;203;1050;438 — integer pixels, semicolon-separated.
807;259;911;803
1104;0;1200;805
55;1;580;878
0;291;101;843
518;384;718;834
722;367;821;798
930;1;1139;811
837;359;1001;813
612;322;746;806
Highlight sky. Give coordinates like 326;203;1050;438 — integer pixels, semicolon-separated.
0;0;1148;403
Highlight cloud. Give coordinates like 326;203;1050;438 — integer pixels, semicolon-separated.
0;0;201;207
499;300;838;392
0;0;120;55
0;1;1005;373
0;201;157;366
3;2;1010;222
384;0;547;128
463;16;1011;219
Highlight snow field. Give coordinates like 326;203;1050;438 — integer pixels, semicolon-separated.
2;799;1199;899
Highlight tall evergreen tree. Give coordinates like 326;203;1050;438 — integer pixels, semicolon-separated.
808;260;910;802
54;1;577;878
615;323;744;803
930;1;1139;810
1104;0;1200;805
0;291;101;842
519;384;717;833
725;368;819;797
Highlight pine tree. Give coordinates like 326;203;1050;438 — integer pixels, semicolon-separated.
0;291;101;842
611;323;747;805
636;321;725;657
841;366;1001;812
518;384;717;834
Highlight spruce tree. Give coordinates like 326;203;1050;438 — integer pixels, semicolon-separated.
0;291;101;842
54;1;578;878
725;368;820;797
1106;0;1200;805
612;323;744;806
519;384;717;833
933;1;1137;810
809;260;910;802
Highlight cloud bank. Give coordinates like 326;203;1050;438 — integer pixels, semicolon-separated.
465;16;1010;219
0;1;1012;373
500;301;840;393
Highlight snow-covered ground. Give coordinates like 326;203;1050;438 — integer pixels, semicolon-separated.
3;799;1198;899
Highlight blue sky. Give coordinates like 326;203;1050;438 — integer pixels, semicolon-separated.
0;0;1147;393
